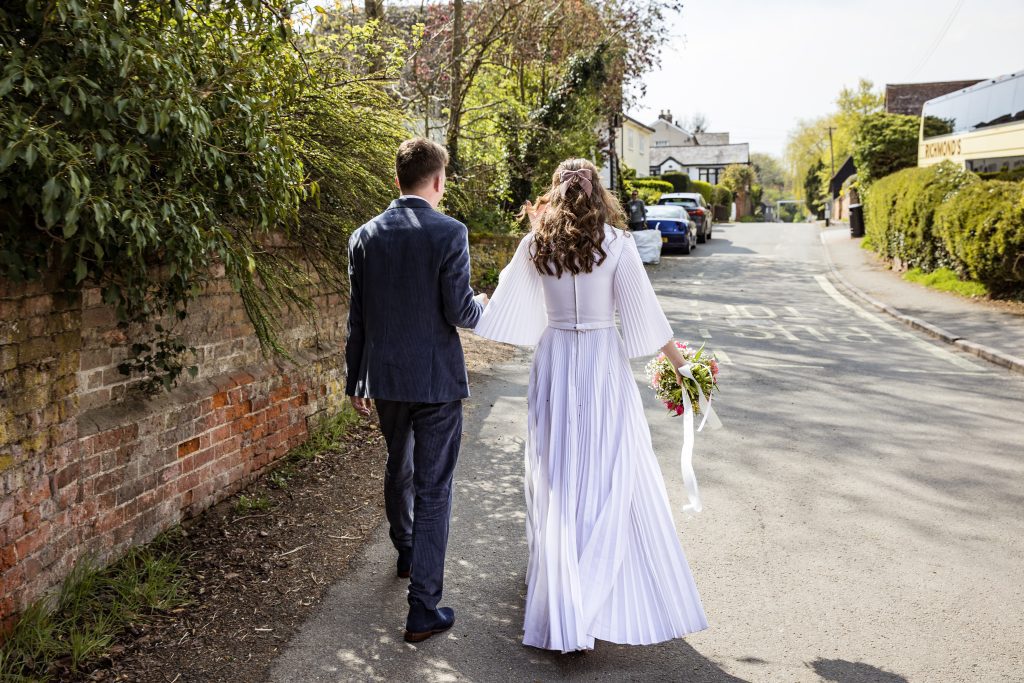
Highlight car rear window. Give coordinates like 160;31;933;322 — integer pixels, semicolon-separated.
662;197;699;207
647;206;686;219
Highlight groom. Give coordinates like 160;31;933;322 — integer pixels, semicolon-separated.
345;137;487;643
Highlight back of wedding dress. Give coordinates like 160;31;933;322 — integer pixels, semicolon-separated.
474;225;708;653
475;225;673;357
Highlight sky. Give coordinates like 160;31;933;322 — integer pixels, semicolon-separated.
632;0;1024;159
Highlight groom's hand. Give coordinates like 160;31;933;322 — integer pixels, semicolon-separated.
349;395;372;418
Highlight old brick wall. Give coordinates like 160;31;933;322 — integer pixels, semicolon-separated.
1;273;347;627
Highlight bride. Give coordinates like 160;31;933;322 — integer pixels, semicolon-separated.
474;158;708;652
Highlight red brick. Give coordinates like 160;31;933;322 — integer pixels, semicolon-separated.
53;462;79;490
24;478;50;506
229;371;255;387
211;424;233;442
0;544;17;572
269;386;292;403
15;525;47;560
177;471;199;494
177;437;201;458
194;448;216;471
80;455;101;478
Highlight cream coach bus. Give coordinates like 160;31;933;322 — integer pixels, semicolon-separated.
918;69;1024;175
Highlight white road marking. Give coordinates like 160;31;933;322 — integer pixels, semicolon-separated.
813;275;983;371
699;328;712;339
715;348;734;364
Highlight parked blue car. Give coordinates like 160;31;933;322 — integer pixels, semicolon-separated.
645;204;697;254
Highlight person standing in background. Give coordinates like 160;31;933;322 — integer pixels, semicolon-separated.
627;190;647;231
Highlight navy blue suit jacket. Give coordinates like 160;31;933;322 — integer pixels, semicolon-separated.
345;196;483;403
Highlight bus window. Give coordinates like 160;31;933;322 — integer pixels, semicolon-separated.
1014;77;1024;123
965;85;992;131
979;79;1015;128
923;98;956;138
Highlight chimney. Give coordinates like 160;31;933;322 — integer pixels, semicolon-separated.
658;109;673;122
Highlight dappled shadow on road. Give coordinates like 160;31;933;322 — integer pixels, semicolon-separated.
659;236;758;258
810;657;909;682
271;358;753;682
644;250;1024;547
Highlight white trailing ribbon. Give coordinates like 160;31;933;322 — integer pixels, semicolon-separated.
677;363;722;514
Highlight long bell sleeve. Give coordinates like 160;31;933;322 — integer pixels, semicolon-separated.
473;233;547;346
613;234;674;358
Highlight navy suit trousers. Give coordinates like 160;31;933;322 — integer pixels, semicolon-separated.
375;399;463;610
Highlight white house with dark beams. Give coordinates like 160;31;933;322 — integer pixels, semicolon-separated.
648;110;750;183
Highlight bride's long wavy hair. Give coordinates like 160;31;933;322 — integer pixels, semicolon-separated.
525;158;626;277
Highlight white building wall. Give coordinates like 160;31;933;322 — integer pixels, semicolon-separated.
650;118;693;147
621;120;653;177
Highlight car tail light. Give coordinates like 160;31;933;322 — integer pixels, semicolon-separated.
691;208;705;215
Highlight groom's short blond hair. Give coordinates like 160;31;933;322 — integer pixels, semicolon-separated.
396;138;448;191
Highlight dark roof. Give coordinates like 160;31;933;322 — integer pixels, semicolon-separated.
884;81;984;116
829;156;856;197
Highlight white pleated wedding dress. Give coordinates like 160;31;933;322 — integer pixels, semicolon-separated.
474;225;708;652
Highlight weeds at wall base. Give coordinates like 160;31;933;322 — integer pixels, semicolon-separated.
0;404;363;681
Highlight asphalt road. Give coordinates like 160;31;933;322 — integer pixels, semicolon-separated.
270;222;1024;682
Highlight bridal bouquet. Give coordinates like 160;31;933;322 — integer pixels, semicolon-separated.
645;341;722;514
644;341;720;416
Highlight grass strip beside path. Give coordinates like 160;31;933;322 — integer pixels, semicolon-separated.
903;267;989;298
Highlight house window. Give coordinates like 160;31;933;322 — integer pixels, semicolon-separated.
655;140;668;147
627;130;634;151
699;167;722;184
639;137;646;152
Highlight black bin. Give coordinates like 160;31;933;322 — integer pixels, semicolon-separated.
849;203;864;238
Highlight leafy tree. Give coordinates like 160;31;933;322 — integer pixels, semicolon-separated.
504;47;607;206
750;153;785;191
852;112;920;186
804;159;826;215
0;0;404;384
785;78;883;202
721;164;758;217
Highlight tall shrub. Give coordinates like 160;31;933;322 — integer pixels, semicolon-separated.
934;181;1024;295
712;185;733;208
853;112;920;187
659;171;689;192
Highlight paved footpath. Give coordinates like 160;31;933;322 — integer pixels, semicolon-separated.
821;226;1024;366
271;223;1024;682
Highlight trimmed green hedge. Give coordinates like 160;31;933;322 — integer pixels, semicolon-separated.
624;178;673;205
865;161;1024;295
631;178;674;193
688;179;714;205
864;161;978;270
934;181;1024;295
659;172;689;192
